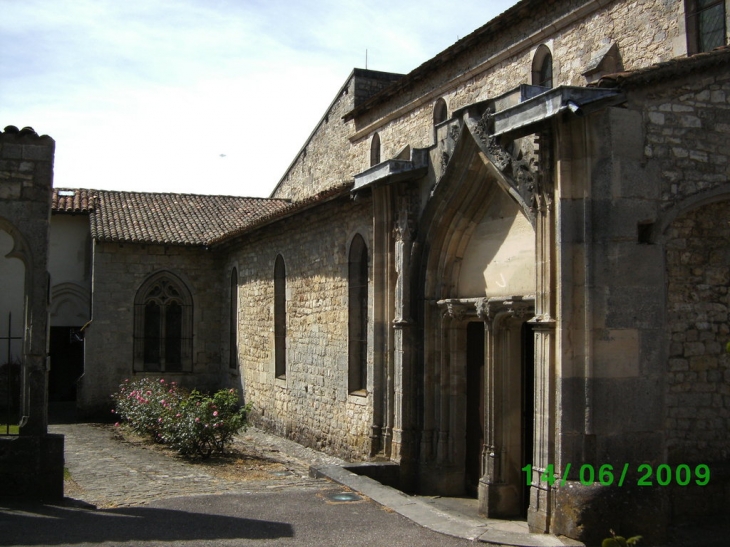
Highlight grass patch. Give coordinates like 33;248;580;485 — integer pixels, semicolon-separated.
0;424;19;435
63;467;72;481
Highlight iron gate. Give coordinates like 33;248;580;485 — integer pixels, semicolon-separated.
1;312;22;435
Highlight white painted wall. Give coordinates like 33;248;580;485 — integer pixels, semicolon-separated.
48;215;91;327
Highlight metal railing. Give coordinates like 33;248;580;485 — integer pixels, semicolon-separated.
1;312;22;435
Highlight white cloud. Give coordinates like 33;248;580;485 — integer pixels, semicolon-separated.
1;0;517;197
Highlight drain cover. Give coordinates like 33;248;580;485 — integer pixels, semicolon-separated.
327;492;362;502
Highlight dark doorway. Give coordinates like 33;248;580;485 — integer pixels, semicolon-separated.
465;321;485;496
49;326;84;402
520;322;535;515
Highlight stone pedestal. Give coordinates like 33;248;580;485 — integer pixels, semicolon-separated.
0;434;64;500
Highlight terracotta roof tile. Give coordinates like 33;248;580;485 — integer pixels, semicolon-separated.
51;182;352;247
88;190;291;246
52;188;96;213
209;182;354;246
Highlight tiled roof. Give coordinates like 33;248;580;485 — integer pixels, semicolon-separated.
50;186;353;247
210;182;354;246
86;190;290;246
595;46;730;89
52;188;96;213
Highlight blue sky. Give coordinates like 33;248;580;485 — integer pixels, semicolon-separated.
1;1;516;197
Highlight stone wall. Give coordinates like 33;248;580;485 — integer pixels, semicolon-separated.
271;70;402;202
348;0;685;180
0;126;54;434
622;65;730;468
225;194;374;461
665;200;730;464
275;0;688;205
80;242;225;415
0;125;64;501
640;70;730;208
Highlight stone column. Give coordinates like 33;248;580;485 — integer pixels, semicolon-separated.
371;185;393;456
478;297;534;517
527;131;557;533
0;125;64;500
391;201;415;466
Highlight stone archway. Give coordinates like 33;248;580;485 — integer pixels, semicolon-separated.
414;126;537;516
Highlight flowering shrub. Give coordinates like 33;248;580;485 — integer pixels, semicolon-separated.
112;378;249;458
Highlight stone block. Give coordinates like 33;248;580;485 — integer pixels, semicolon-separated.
0;434;64;501
21;144;53;161
593;377;662;433
1;143;22;159
552;481;669;546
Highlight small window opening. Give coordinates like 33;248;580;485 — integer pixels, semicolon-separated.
370;133;381;167
638;221;655;244
532;45;553;88
433;98;448;126
274;255;287;378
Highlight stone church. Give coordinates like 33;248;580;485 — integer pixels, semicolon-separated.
4;0;730;542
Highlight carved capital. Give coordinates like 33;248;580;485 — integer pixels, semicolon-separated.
475;298;490;322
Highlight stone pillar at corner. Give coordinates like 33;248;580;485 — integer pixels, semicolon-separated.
0;125;64;501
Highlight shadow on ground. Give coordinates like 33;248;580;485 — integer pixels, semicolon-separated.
0;500;293;546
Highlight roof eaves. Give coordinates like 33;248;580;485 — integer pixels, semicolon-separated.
212;181;353;247
594;46;730;89
343;0;537;122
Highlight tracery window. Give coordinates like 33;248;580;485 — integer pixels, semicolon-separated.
686;0;726;54
532;44;553;88
274;255;287;378
348;234;368;393
134;272;192;372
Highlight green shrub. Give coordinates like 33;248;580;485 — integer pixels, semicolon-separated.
602;529;642;547
111;378;249;458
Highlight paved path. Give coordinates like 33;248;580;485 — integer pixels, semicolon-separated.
53;423;327;508
0;424;478;546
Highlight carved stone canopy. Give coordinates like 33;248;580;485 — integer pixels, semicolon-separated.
437;296;535;323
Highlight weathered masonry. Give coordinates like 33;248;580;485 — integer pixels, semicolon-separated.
25;0;730;543
0;126;64;500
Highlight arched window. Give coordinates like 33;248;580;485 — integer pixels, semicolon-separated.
532;45;553;88
274;255;286;378
433;98;448;126
348;235;368;393
134;271;193;372
229;267;238;370
686;0;726;54
370;133;381;167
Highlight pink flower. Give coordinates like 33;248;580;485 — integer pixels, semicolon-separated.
114;422;120;427
160;379;165;383
195;417;200;423
213;411;218;417
158;418;163;423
